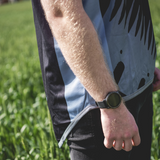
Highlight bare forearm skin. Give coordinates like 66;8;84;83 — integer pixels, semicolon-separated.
40;0;118;101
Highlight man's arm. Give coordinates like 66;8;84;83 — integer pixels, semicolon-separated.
41;0;117;101
40;0;140;151
153;67;160;91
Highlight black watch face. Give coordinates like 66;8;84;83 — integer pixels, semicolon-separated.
107;92;121;108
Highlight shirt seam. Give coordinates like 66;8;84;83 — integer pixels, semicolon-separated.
58;105;98;148
123;79;153;102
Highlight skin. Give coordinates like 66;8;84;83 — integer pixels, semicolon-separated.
40;0;142;152
153;67;160;92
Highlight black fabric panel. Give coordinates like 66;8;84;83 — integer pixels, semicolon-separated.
99;0;111;17
31;0;70;141
113;61;125;84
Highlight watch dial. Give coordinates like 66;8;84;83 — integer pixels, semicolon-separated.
108;93;121;108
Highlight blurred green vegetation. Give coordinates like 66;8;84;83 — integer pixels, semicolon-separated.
149;0;160;159
0;0;160;159
0;1;69;160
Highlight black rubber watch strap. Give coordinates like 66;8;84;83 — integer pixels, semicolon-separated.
96;101;111;109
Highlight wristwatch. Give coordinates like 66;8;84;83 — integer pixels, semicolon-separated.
96;91;122;109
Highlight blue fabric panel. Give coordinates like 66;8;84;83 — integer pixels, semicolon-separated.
102;0;156;96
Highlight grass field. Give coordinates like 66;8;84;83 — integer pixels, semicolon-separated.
0;1;160;160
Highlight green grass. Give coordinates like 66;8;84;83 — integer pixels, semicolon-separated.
149;0;160;159
0;0;160;160
0;1;69;160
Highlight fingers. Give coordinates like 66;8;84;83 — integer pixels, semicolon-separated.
122;139;133;151
113;139;133;151
104;136;141;152
123;135;141;151
104;138;132;151
113;140;124;151
132;133;141;146
104;138;113;149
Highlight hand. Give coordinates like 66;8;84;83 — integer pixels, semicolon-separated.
153;67;160;92
100;103;141;152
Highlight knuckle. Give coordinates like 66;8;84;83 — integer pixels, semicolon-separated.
133;126;139;134
123;132;132;139
104;140;112;149
104;138;113;149
105;134;115;141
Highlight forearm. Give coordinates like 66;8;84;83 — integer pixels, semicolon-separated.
40;0;118;101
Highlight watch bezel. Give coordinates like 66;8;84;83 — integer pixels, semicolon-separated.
96;91;122;109
105;91;122;109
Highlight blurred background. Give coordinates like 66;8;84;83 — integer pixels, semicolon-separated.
0;0;160;160
0;0;23;5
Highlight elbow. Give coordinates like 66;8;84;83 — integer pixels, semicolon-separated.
53;7;63;18
46;6;64;23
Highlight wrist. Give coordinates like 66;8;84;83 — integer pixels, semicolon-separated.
100;102;126;115
96;91;122;109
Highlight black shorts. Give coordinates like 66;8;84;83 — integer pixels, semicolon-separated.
67;84;153;160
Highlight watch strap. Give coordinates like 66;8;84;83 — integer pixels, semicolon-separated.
96;91;122;109
96;101;111;109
